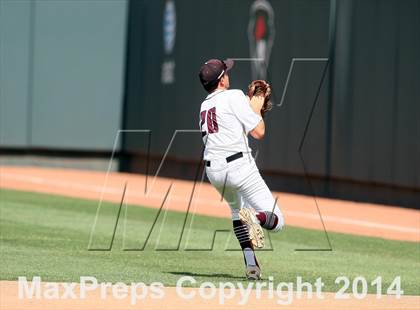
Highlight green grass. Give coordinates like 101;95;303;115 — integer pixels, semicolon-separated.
0;188;419;295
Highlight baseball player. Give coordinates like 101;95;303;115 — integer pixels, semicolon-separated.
198;58;284;280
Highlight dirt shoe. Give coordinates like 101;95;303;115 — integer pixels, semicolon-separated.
246;264;262;280
239;207;265;249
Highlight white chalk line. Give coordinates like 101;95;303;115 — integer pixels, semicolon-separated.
1;172;419;235
285;211;419;234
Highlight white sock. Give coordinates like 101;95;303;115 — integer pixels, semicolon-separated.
243;247;256;266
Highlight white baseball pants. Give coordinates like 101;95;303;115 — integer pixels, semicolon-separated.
205;154;284;232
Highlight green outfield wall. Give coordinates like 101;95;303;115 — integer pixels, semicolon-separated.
0;0;127;150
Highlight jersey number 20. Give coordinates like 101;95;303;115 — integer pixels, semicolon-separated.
200;107;218;135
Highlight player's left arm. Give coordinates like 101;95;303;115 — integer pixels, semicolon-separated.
249;121;265;140
248;96;265;139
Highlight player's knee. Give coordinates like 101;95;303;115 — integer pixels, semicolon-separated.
261;210;284;232
271;213;284;232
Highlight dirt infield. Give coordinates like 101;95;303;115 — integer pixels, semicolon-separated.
1;166;419;242
1;281;419;310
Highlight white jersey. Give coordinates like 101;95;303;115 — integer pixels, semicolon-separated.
199;89;262;161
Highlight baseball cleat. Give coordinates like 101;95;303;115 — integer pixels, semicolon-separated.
239;207;265;249
246;264;261;280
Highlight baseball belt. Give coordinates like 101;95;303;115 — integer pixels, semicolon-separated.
206;152;243;167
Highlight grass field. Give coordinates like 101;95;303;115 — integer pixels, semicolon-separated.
0;188;419;295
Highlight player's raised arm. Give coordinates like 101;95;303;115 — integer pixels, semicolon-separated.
249;96;265;140
229;90;264;139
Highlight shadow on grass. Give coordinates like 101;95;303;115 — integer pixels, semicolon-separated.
166;271;245;280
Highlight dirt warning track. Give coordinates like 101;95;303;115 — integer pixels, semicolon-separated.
1;166;419;242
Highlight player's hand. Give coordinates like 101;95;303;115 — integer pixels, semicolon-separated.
250;96;265;115
250;95;265;108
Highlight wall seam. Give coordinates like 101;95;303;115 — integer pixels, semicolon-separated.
26;0;36;146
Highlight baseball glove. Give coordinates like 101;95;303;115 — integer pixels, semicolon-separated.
247;80;272;118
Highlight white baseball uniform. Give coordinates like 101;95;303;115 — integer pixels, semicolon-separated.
199;89;284;231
